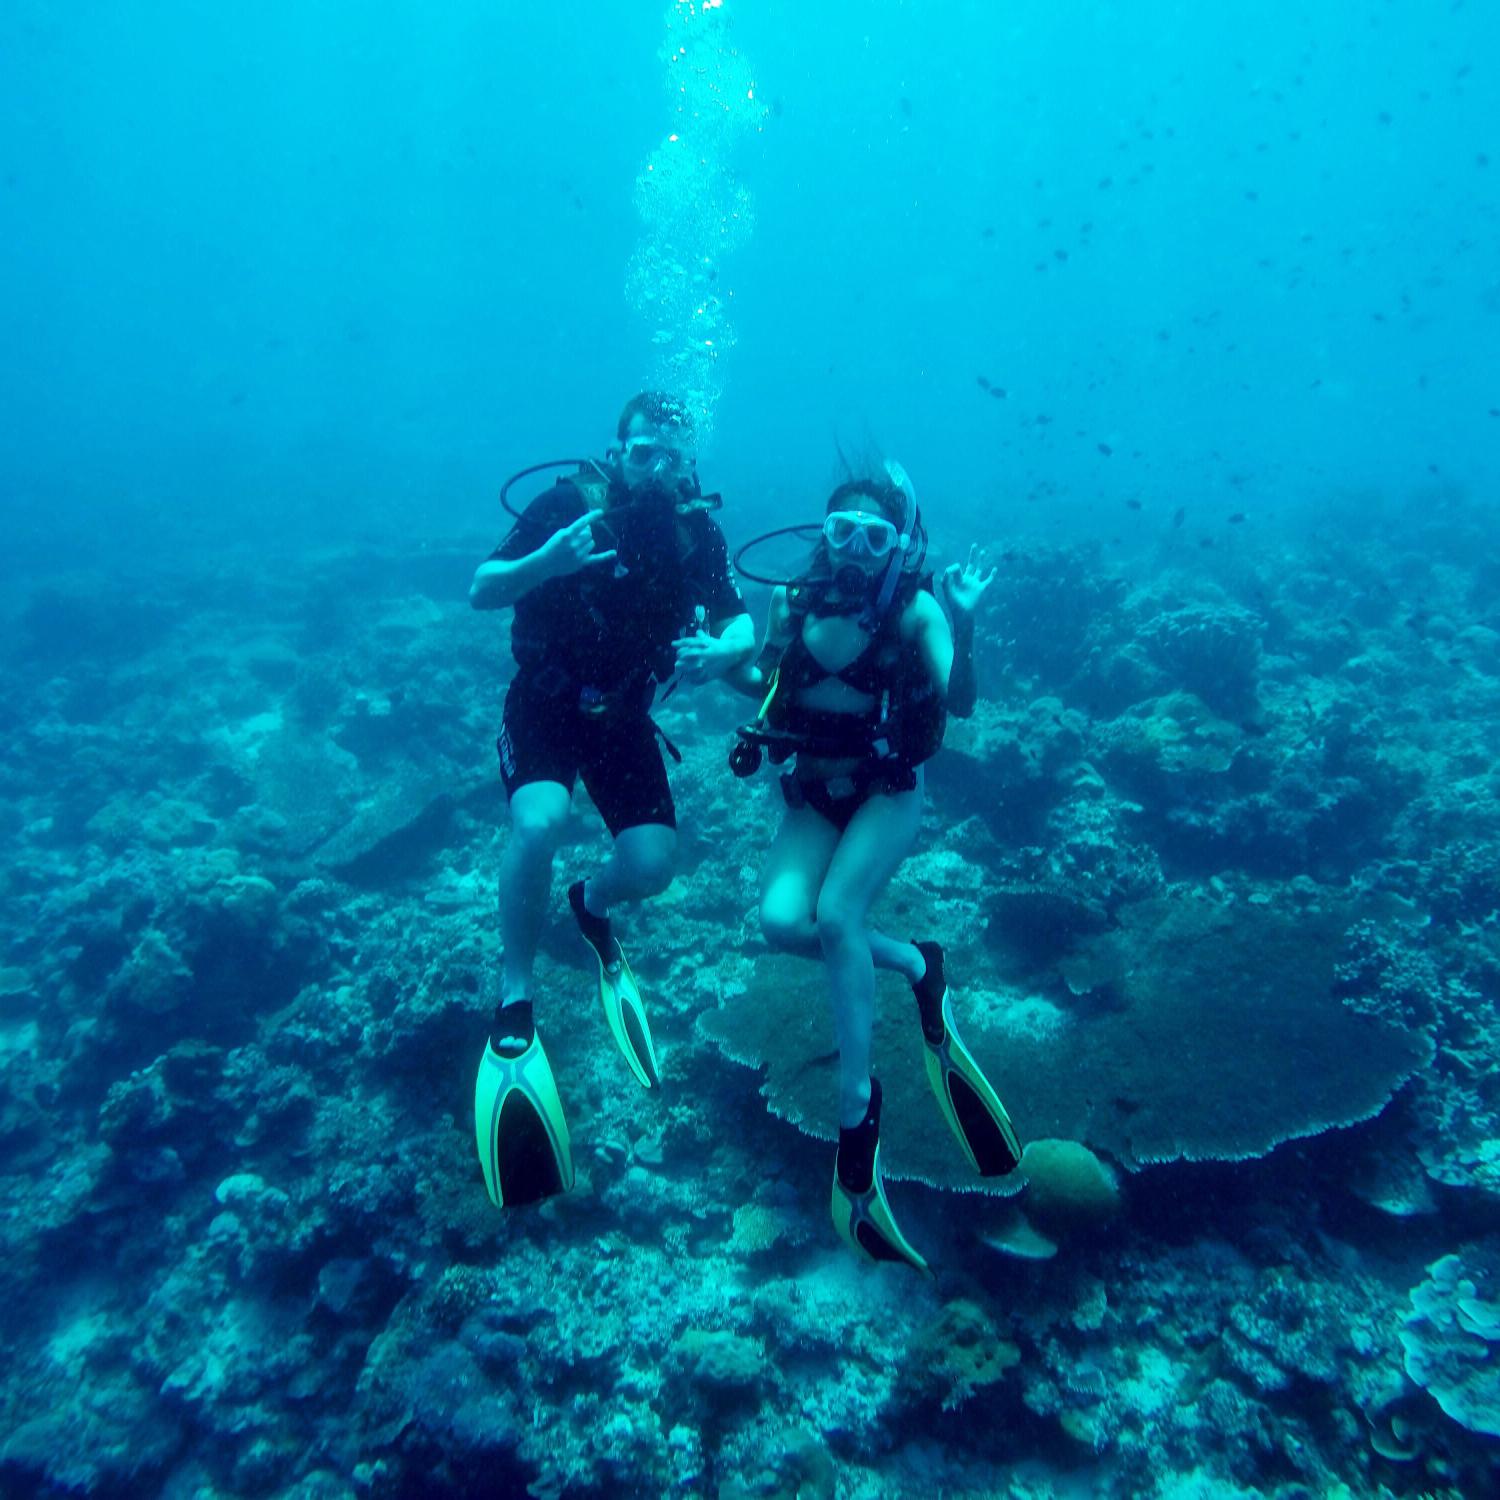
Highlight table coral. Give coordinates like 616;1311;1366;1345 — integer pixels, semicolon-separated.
706;894;1431;1175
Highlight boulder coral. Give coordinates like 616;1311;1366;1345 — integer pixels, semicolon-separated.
1018;1139;1121;1236
1138;603;1263;716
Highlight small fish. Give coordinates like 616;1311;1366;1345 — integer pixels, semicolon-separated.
897;96;913;118
1489;408;1500;417
1227;512;1246;524
981;225;996;239
1172;507;1186;528
1198;537;1215;549
1035;413;1053;425
1097;442;1113;456
977;375;991;390
1125;499;1143;511
990;386;1007;399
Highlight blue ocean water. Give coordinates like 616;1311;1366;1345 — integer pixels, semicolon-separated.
1;1;1498;1496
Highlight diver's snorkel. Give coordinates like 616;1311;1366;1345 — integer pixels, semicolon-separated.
860;459;918;631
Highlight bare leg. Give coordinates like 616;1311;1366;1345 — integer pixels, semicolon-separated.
816;773;926;1126
498;781;572;1010
760;803;925;980
759;803;841;956
582;822;677;916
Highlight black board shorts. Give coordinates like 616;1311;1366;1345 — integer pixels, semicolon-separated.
496;672;676;836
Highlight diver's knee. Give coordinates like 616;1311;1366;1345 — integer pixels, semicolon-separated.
509;804;566;860
619;841;676;897
814;896;862;950
760;902;811;951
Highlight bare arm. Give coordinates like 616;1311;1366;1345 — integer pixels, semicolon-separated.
725;586;794;697
939;546;996;718
468;508;616;610
671;609;756;686
715;610;756;664
905;589;956;699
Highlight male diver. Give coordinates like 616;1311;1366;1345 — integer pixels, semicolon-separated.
730;462;1021;1270
470;392;754;1208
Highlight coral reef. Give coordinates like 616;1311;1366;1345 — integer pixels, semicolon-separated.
2;503;1499;1498
1401;1250;1500;1438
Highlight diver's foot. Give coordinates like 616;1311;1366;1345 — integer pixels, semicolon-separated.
830;1078;931;1273
911;939;947;1045
836;1078;883;1194
569;879;660;1090
569;881;621;968
491;998;536;1059
474;1013;574;1208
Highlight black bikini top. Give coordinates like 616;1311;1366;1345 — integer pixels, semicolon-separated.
777;573;929;701
777;619;897;704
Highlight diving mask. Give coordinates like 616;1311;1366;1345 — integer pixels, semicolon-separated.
621;435;693;479
822;510;901;559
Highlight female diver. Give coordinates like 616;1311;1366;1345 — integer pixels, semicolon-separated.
731;461;1022;1271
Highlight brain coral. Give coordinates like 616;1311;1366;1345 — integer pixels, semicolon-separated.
700;893;1432;1179
1019;1139;1121;1233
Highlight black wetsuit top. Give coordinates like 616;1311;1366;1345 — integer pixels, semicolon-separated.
493;477;745;691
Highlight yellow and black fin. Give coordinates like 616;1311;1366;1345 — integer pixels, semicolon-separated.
474;1014;574;1209
569;881;660;1090
913;940;1022;1176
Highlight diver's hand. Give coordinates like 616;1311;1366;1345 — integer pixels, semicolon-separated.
538;509;617;578
672;631;740;684
942;545;997;615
